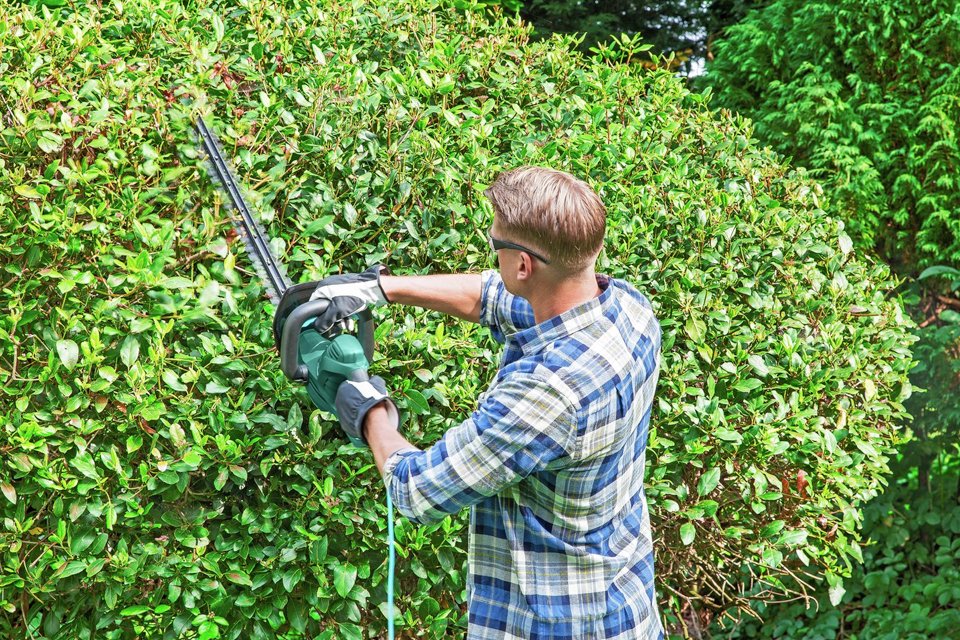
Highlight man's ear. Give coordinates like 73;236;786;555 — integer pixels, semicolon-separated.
516;253;533;281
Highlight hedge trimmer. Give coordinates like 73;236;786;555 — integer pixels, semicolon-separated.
193;115;375;417
194;115;396;637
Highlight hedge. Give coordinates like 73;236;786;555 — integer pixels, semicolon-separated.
0;0;914;637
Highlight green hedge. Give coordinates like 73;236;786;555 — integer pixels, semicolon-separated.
0;0;914;637
714;448;960;640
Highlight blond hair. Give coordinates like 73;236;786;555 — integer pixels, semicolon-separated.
484;166;606;272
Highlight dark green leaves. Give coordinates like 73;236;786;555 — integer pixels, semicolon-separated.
333;563;357;598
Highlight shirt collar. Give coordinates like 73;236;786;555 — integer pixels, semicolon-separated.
509;275;612;355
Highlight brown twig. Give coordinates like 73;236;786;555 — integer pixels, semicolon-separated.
936;294;960;310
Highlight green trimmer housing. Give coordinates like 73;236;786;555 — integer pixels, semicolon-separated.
272;282;374;435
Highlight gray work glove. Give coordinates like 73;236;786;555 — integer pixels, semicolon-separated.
335;375;399;447
308;265;389;334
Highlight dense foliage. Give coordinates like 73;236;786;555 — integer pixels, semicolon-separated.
716;447;960;640
522;0;706;57
517;0;759;71
709;269;960;640
0;0;915;637
703;1;960;636
702;0;960;270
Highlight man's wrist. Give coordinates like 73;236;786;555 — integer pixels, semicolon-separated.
378;275;396;305
362;402;390;442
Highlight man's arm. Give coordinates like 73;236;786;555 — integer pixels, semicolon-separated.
364;402;418;474
379;274;481;323
377;376;576;524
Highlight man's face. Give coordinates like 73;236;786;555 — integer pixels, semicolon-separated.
489;218;523;295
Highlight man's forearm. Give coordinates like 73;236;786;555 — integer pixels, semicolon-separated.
364;403;419;474
379;274;482;323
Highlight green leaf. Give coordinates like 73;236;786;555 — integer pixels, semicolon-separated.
838;232;853;256
714;428;743;444
235;593;256;607
56;339;79;370
181;450;202;468
206;381;230;394
697;467;721;496
282;567;303;593
762;547;783;568
760;520;785;539
120;605;151;616
747;355;769;377
126;435;143;453
827;572;846;606
732;378;762;393
120;335;140;368
404;388;429;414
226;571;252;587
71;531;96;554
59;560;87;578
15;184;42;199
779;529;808;547
287;601;307;633
333;563;357;598
918;265;960;280
212;14;224;41
684;317;706;342
287;403;303;431
679;523;695;546
214;469;228;491
0;483;15;505
340;623;362;640
70;451;99;480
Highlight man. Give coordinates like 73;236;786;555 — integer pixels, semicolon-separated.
314;166;665;639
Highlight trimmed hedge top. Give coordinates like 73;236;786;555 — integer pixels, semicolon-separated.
0;0;914;637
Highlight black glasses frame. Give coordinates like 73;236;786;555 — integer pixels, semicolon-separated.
487;231;552;264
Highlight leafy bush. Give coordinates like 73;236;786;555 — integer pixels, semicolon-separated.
713;447;960;640
709;271;960;639
702;0;960;270
0;0;914;637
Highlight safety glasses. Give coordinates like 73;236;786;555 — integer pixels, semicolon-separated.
487;230;552;264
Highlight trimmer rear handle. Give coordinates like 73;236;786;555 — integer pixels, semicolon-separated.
275;283;375;381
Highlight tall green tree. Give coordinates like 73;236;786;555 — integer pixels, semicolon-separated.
703;0;960;270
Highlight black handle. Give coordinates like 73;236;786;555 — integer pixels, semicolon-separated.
276;295;377;382
273;281;317;350
356;308;375;363
280;299;331;381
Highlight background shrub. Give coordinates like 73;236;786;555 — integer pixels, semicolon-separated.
703;1;960;636
714;448;960;640
701;0;960;271
0;0;914;637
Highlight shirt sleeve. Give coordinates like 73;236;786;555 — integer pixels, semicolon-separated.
479;270;536;343
382;374;577;524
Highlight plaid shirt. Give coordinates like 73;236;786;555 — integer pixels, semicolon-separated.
384;270;664;639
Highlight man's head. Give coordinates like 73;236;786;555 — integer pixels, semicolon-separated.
484;166;606;278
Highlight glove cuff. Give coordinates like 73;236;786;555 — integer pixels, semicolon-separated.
373;264;391;305
348;397;399;447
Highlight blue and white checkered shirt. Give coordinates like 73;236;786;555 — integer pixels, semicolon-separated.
384;270;665;639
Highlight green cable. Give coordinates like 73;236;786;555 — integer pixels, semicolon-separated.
385;485;396;639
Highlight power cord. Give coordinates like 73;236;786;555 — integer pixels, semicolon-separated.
386;486;396;639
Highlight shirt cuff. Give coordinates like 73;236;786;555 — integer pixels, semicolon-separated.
382;447;421;483
479;269;503;331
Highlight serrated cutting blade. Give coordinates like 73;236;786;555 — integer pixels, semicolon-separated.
194;116;292;304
